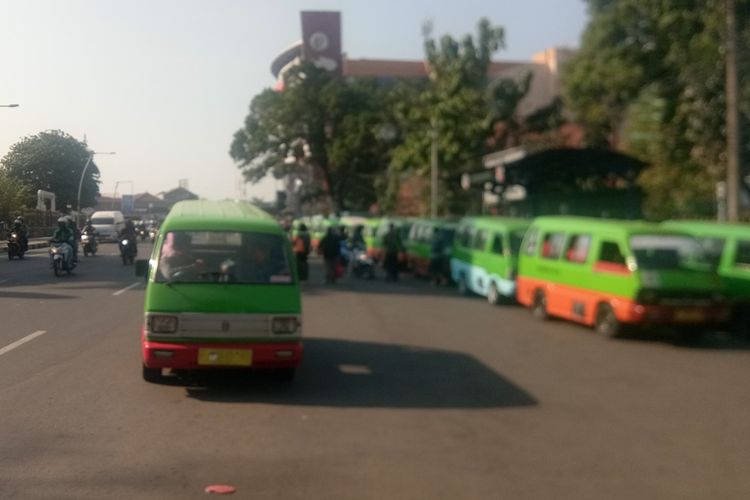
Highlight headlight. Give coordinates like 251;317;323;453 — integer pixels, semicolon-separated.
10;233;17;238
149;315;178;333
272;316;299;334
122;240;129;245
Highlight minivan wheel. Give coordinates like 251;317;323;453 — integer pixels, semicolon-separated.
595;304;622;338
142;365;163;383
488;283;501;305
532;290;548;320
458;275;470;296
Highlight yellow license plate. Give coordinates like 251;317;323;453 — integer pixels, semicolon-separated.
197;348;252;367
674;310;705;322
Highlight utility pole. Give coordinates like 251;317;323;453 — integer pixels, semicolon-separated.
430;118;439;218
725;0;741;221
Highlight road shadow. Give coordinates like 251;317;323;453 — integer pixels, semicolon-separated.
0;290;75;300
180;338;537;409
618;328;750;350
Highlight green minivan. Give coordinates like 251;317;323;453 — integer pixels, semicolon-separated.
517;217;729;337
450;217;530;304
405;219;457;277
663;221;750;332
137;200;302;382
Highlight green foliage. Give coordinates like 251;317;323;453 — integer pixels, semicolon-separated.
391;18;532;215
0;171;27;222
0;130;100;211
564;0;750;219
230;64;396;212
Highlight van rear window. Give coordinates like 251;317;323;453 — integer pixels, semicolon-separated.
92;218;115;225
155;231;293;284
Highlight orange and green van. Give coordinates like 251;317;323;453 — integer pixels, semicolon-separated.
136;200;302;382
517;217;729;337
450;217;530;304
662;221;750;332
405;219;457;276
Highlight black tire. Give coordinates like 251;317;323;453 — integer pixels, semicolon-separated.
532;290;548;320
18;252;24;260
275;367;296;382
83;250;88;257
488;282;501;306
458;275;470;296
7;249;13;260
122;254;128;266
142;365;163;383
53;260;61;277
595;303;622;338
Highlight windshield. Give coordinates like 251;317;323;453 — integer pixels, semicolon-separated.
155;230;293;284
91;217;115;225
630;235;712;271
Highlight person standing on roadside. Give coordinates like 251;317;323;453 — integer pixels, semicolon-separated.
318;226;341;284
383;223;403;282
292;223;312;282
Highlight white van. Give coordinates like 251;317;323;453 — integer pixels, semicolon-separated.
90;211;125;241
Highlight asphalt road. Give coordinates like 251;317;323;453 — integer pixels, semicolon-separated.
1;246;749;499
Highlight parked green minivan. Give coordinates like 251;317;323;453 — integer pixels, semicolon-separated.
450;217;530;304
137;200;302;382
517;217;729;337
405;219;457;276
663;221;750;332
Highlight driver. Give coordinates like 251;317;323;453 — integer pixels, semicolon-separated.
158;232;205;280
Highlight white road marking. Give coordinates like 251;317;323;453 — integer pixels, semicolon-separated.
0;330;47;357
338;364;373;375
112;281;142;296
0;279;8;284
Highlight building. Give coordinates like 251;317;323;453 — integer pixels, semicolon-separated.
271;11;575;118
94;186;199;219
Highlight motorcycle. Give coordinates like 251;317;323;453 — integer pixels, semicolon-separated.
7;232;24;260
352;246;375;279
148;227;158;242
138;226;148;241
81;231;97;257
49;242;75;276
119;237;137;265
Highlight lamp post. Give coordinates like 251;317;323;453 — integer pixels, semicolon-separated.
112;180;134;211
77;151;115;224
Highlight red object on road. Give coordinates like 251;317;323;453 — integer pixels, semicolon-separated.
205;484;236;494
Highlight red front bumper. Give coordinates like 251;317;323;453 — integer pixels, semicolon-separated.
625;303;731;326
142;332;303;370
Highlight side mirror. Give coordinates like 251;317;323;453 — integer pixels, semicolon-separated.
135;259;149;278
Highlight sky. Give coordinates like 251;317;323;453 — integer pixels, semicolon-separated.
0;0;588;202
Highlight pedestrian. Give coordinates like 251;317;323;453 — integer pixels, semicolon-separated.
318;227;341;284
429;228;446;286
383;223;403;282
293;223;312;282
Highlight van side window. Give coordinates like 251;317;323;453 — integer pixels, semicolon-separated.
599;241;626;265
523;227;539;256
565;234;592;263
541;232;565;259
458;227;473;248
491;233;504;255
473;230;488;251
735;240;750;267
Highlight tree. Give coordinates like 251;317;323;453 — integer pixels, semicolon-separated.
1;130;101;211
0;171;27;222
389;18;532;215
230;63;396;213
563;0;750;218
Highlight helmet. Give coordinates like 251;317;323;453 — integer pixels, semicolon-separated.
57;217;67;227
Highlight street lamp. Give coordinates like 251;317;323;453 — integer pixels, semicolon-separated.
0;104;19;108
77;151;115;223
112;180;134;210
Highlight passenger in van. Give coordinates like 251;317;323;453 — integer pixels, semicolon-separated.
226;234;289;283
159;232;205;280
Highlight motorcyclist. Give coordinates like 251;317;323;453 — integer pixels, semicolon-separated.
65;216;81;263
82;218;99;253
119;220;139;255
11;217;29;252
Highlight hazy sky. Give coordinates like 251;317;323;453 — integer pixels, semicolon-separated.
0;0;587;201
